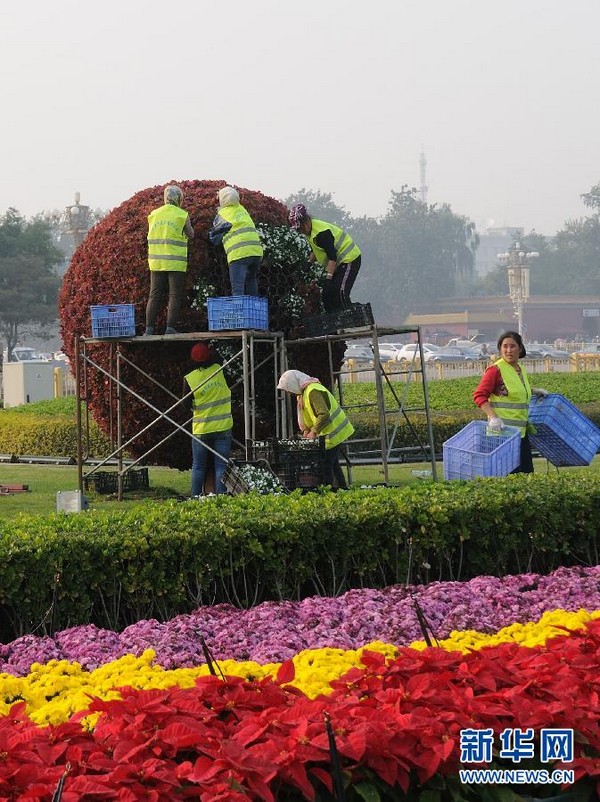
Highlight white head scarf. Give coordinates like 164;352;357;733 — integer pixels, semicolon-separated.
277;370;319;395
277;370;321;432
218;186;240;207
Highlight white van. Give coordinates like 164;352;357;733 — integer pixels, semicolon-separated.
2;346;46;364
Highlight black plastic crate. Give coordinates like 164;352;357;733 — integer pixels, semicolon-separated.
246;438;326;490
83;467;149;494
303;302;374;337
246;438;278;464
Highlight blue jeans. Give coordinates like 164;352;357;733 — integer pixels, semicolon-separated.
191;430;232;496
229;256;261;296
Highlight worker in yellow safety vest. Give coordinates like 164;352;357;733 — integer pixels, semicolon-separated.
145;185;195;336
208;186;263;296
288;203;361;312
184;342;233;496
277;369;354;489
473;330;549;473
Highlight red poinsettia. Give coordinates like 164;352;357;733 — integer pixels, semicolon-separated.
0;625;598;799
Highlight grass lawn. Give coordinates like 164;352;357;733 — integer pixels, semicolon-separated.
0;462;427;518
0;458;595;519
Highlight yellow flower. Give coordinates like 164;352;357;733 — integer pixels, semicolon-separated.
1;611;597;728
409;609;600;652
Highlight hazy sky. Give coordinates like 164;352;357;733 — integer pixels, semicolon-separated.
2;0;599;235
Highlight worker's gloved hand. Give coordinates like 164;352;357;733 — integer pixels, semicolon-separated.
487;416;505;432
532;387;549;397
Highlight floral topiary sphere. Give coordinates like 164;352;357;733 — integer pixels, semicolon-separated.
59;180;341;470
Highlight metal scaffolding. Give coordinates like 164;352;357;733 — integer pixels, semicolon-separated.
74;330;286;499
286;325;437;483
74;324;436;496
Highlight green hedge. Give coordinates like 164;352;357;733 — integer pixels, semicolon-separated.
0;473;598;639
0;413;110;458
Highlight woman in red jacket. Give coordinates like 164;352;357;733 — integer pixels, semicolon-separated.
473;331;548;474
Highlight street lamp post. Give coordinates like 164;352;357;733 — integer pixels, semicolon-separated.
64;192;91;248
497;242;539;338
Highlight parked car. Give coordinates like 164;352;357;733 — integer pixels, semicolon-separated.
377;342;406;361
389;343;440;363
344;344;375;363
572;343;600;356
539;347;569;359
446;338;480;350
426;346;482;363
2;346;46;364
524;342;569;359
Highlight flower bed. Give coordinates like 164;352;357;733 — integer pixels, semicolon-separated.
1;565;598;672
0;565;598;799
0;622;599;799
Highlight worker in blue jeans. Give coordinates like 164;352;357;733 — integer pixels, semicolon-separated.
208;186;263;296
184;343;233;496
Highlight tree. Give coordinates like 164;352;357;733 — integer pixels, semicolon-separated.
368;187;478;320
0;209;63;362
525;183;600;296
284;189;351;228
581;182;600;213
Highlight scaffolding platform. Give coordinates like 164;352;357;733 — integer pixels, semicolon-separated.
75;329;286;498
74;323;437;495
283;325;437;484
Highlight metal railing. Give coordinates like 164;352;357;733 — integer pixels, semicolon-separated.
342;354;595;383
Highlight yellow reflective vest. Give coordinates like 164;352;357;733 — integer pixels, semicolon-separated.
301;382;354;449
489;358;531;437
147;204;190;272
216;203;263;264
185;365;233;435
308;219;361;268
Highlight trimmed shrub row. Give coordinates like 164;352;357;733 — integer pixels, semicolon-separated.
0;473;598;639
0;413;111;458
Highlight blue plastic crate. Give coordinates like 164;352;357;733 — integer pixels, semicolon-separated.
207;296;269;331
90;304;136;338
443;420;521;480
528;393;600;466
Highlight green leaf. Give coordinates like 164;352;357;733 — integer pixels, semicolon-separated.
354;781;381;802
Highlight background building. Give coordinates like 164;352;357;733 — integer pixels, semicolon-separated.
405;295;600;343
474;226;524;277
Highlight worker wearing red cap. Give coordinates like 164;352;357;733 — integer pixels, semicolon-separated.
184;343;233;496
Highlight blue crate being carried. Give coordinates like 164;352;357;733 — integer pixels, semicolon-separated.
443;420;521;480
207;295;269;331
90;304;136;338
528;393;600;466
